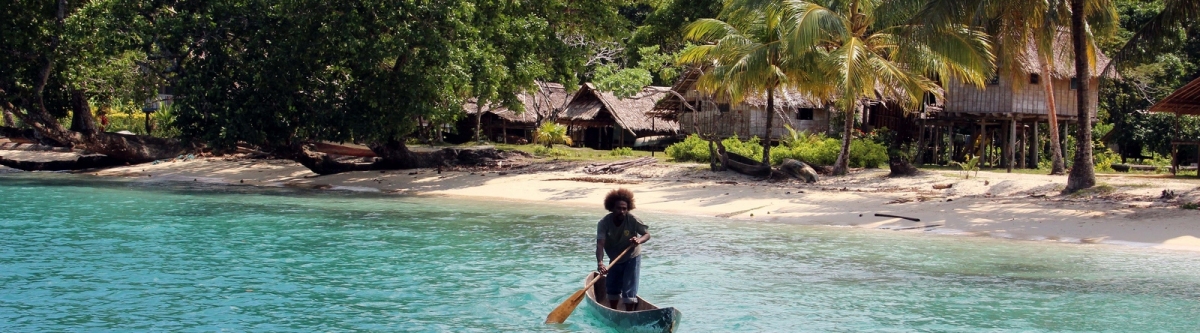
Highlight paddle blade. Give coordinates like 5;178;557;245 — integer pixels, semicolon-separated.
544;288;587;324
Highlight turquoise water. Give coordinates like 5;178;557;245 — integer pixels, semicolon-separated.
2;173;1200;332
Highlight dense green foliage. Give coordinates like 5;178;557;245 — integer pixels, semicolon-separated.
2;0;1196;177
666;134;887;168
1098;0;1200;159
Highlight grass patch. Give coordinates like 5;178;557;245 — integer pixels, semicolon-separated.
1181;202;1199;210
1068;183;1116;197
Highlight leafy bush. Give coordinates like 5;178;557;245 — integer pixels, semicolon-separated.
771;137;840;166
533;145;573;157
849;139;888;168
610;147;634;156
1093;147;1121;172
668;133;885;168
722;135;763;162
534;122;572;147
665;134;712;162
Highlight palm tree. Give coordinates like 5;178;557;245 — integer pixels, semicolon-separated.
678;1;821;167
781;0;993;175
1063;0;1118;192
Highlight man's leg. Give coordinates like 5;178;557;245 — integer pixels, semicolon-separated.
622;256;641;311
605;260;626;309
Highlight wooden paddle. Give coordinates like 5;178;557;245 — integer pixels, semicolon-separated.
544;244;635;324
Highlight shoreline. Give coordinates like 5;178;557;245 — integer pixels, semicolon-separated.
9;153;1200;252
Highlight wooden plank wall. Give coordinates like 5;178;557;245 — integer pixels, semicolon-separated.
678;90;831;141
944;76;1100;118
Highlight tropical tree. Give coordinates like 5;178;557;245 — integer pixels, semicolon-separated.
0;0;185;165
1064;0;1120;192
686;0;993;175
679;0;832;168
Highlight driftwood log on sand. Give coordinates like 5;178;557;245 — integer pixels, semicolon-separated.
584;157;657;174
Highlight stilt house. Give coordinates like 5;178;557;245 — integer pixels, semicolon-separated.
558;84;679;150
917;36;1114;168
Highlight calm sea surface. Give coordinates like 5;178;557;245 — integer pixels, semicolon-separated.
2;173;1199;332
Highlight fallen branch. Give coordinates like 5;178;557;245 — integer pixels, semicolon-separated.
545;177;642;184
874;213;920;222
583;157;656;174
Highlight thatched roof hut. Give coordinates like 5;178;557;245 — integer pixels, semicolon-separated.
457;82;572;143
559;84;679;149
463;82;571;125
1147;75;1200;175
1149;76;1200;115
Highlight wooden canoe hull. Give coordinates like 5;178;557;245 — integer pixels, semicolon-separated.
584;272;682;333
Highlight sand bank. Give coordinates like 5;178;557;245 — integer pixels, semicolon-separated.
80;155;1200;252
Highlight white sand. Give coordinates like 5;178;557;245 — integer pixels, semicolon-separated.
88;155;1200;251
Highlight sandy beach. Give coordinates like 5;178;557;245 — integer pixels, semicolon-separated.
42;152;1191;253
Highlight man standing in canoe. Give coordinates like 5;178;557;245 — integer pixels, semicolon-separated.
596;188;651;311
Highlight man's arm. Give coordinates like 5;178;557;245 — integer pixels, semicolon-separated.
596;238;608;274
631;232;651;245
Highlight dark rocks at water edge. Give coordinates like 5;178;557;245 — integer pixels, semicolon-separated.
0;164;21;173
0;147;121;171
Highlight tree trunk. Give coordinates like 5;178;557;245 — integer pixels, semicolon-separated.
474;100;485;143
1039;54;1066;175
2;107;15;127
1065;0;1096;193
762;87;774;166
69;89;99;135
832;102;857;175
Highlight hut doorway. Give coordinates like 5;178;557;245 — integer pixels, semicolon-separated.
584;127;613;150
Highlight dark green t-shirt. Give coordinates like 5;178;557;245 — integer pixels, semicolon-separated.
597;212;648;264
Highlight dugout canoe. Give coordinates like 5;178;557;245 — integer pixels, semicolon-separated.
583;272;682;333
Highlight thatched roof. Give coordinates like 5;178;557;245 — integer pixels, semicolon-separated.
1148;76;1200;115
1014;30;1115;79
463;82;571;124
561;84;679;133
652;70;824;118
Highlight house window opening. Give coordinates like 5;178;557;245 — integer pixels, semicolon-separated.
797;108;815;120
1030;74;1040;85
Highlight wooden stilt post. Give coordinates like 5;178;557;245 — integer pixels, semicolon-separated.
1018;122;1027;170
1007;117;1016;173
1030;121;1040;169
915;119;927;165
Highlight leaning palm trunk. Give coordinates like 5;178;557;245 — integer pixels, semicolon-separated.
833;102;856;176
762;87;775;166
1065;0;1095;192
1038;55;1066;175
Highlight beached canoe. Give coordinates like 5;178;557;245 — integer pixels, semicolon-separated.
584;272;682;333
